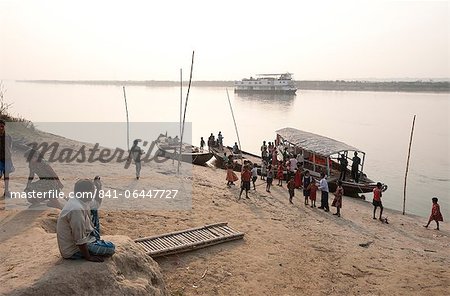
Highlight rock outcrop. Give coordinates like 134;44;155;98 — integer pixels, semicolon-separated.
11;235;168;296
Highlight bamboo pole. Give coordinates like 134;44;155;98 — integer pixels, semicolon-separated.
173;234;189;244
213;226;228;235
179;233;193;243
218;226;233;234
180;68;183;139
183;231;199;242
207;228;223;237
178;51;195;174
403;115;416;215
178;68;183;168
134;222;228;242
122;86;130;151
147;234;240;257
194;230;209;240
165;235;179;246
226;88;243;166
141;241;157;251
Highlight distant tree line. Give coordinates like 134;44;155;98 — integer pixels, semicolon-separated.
296;80;450;93
19;79;450;92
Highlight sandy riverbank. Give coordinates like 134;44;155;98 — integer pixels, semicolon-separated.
0;130;449;295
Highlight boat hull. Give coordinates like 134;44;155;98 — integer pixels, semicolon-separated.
155;143;213;166
327;178;378;198
210;145;261;172
234;89;297;94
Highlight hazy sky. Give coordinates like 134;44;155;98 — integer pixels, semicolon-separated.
0;0;448;80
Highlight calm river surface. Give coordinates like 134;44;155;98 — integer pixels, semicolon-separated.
4;81;450;218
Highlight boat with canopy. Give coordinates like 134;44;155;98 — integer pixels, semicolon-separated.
276;127;387;197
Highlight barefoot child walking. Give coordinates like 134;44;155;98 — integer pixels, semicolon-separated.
226;162;238;187
332;180;344;217
287;176;295;204
308;178;317;208
261;160;267;180
251;163;258;190
277;161;284;187
239;165;252;199
372;182;384;221
424;197;443;230
266;165;273;193
302;170;311;205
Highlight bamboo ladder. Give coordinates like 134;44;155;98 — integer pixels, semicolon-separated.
134;222;244;257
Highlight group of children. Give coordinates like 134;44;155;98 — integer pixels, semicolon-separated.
228;157;444;228
224;140;446;227
234;156;325;211
286;171;343;217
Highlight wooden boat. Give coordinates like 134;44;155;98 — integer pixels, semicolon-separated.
155;134;213;166
210;145;262;172
276;127;387;197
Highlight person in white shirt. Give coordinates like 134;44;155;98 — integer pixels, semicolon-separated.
261;160;267;181
318;172;329;212
288;156;297;180
217;132;224;150
56;178;115;262
251;163;258;190
296;151;304;167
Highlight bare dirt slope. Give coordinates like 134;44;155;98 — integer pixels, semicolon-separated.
1;131;449;295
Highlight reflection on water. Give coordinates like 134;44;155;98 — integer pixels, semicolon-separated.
234;92;296;107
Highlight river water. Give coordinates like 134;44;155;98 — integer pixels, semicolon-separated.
4;81;450;218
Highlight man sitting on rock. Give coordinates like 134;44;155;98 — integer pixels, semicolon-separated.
56;178;115;262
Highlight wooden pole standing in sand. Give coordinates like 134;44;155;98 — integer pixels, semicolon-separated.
226;89;242;166
180;68;183;139
178;51;195;174
122;86;130;151
403;115;416;215
178;68;183;169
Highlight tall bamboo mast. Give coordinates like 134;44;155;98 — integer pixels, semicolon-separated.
403;115;416;215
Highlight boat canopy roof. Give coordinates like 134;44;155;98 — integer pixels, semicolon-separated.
276;127;362;157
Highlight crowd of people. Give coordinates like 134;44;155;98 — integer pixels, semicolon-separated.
0;120;445;264
206;132;224;151
223;139;444;226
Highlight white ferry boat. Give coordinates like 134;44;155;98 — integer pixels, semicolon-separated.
234;73;297;94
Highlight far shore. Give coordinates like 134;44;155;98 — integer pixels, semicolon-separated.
16;79;450;93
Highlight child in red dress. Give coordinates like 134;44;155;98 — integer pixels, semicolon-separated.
308;178;317;208
226;162;238;187
294;165;302;188
277;162;284;187
424;197;444;230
